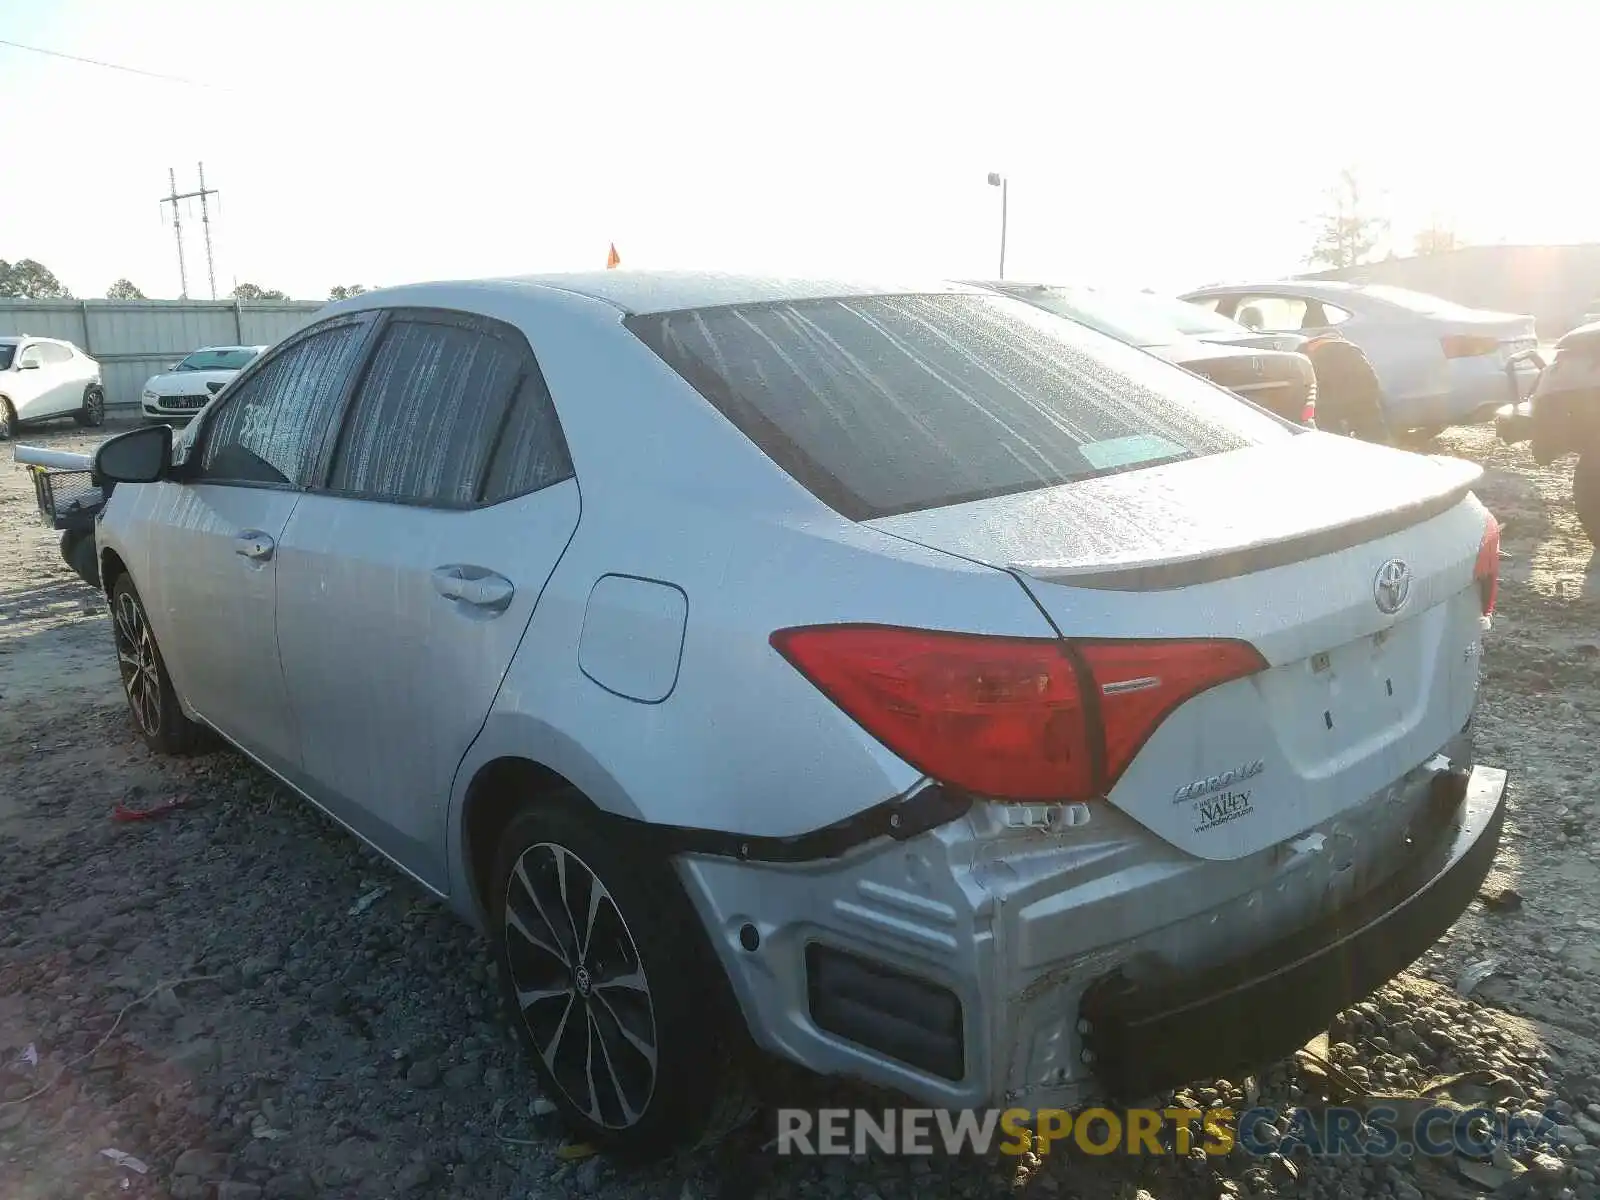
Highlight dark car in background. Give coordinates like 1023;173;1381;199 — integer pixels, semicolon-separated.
968;280;1317;426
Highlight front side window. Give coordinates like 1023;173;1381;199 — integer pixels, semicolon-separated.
0;344;13;370
200;322;368;487
17;344;44;369
628;292;1289;521
327;317;527;506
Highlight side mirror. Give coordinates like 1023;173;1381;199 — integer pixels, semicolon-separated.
93;424;173;485
18;359;40;370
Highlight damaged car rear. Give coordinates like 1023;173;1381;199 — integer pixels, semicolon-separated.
88;274;1505;1159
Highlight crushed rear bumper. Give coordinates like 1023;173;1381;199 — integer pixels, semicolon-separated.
1078;764;1507;1099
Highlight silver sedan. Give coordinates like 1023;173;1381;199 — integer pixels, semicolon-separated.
84;272;1506;1157
1180;279;1538;434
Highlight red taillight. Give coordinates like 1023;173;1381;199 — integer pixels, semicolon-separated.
1441;334;1501;359
1475;514;1500;615
769;624;1267;803
1301;395;1317;426
1076;639;1267;787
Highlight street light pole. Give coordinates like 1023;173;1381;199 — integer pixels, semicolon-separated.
986;172;1007;279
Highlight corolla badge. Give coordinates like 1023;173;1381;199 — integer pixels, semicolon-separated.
1173;758;1265;803
1373;558;1412;615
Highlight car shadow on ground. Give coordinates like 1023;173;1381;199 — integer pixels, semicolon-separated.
0;577;96;624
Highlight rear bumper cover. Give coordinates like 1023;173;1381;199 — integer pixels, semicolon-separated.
1078;764;1506;1099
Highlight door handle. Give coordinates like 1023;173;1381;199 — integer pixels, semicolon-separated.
234;531;275;562
431;565;514;613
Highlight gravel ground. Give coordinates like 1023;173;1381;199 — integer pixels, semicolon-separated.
3;415;1600;1200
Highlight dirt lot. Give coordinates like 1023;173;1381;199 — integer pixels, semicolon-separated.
3;415;1600;1200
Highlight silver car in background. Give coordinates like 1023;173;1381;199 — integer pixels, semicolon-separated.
86;272;1506;1158
1180;279;1538;434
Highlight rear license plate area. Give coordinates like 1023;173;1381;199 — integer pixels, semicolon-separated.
1302;626;1409;738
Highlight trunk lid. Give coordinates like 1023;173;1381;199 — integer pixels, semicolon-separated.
1162;343;1313;423
868;433;1490;860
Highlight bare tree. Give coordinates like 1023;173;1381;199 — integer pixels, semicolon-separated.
107;278;147;300
1306;168;1389;270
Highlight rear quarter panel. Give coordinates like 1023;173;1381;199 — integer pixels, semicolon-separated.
442;290;1063;910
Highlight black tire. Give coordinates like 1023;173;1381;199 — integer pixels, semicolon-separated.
489;795;739;1160
76;385;106;428
0;398;16;440
109;574;205;755
1575;451;1600;545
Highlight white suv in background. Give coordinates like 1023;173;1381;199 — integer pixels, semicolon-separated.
141;345;266;424
0;336;105;439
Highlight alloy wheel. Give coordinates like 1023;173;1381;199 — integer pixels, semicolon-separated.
86;390;105;425
113;591;162;736
503;841;659;1129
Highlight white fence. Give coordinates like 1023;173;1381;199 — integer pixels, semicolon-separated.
0;299;326;410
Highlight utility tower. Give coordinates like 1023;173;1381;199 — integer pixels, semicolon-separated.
160;164;221;299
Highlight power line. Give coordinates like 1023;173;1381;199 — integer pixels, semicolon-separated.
0;37;220;89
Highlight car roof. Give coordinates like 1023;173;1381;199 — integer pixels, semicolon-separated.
340;270;987;317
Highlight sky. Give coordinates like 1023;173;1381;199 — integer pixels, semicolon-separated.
2;0;1596;303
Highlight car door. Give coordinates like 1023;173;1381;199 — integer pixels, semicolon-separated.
35;343;71;414
272;309;580;888
131;315;379;778
47;343;92;414
12;342;56;419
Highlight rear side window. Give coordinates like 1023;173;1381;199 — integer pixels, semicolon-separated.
201;322;369;487
481;373;574;503
327;314;571;506
627;293;1289;520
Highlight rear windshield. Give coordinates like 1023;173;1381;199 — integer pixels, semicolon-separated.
177;348;258;371
626;292;1290;520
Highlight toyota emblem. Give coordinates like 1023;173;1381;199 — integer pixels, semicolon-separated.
1373;559;1412;614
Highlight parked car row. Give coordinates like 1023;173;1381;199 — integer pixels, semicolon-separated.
6;279;1537;452
0;339;265;439
26;270;1506;1159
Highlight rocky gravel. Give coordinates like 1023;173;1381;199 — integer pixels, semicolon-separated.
3;417;1600;1199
